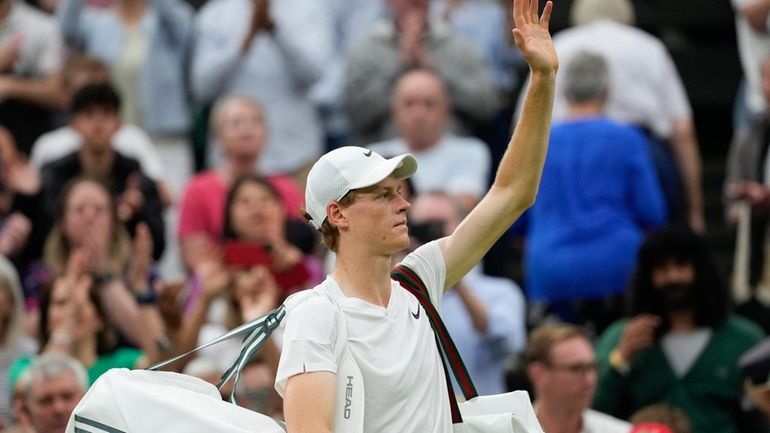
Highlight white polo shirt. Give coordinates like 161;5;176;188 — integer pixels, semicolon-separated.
276;241;453;433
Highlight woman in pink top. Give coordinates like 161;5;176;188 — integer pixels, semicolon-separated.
177;95;303;271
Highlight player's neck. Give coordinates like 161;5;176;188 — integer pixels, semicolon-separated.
332;247;394;307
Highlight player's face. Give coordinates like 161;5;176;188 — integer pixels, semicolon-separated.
344;176;411;254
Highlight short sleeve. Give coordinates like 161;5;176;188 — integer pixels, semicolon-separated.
398;241;446;307
275;295;338;396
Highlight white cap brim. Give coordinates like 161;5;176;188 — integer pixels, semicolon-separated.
349;153;418;190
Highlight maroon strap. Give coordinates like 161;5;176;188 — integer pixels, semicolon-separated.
391;264;479;423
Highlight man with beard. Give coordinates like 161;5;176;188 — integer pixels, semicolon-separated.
594;226;766;433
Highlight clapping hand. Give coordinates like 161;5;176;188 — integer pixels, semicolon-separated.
0;35;21;73
127;222;154;292
234;266;279;323
117;174;145;223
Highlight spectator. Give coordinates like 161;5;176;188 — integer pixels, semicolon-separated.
310;0;384;149
345;0;497;146
191;0;332;179
0;0;63;154
409;191;526;395
368;69;491;209
58;0;194;198
594;226;766;433
731;0;770;128
0;257;36;428
435;0;523;97
178;174;315;372
10;178;168;385
724;56;770;303
518;0;703;232
525;323;632;433
523;51;666;334
177;96;304;271
31;56;170;205
16;354;87;433
39;83;165;260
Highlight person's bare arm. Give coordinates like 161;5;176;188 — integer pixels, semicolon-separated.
671;117;704;233
0;74;64;109
284;371;336;433
438;0;558;289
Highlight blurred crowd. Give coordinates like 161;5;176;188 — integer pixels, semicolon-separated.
0;0;770;432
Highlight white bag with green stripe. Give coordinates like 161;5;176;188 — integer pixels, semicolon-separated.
65;289;362;433
67;368;284;433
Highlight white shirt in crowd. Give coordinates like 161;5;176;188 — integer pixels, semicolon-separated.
519;19;692;140
30;125;166;182
368;135;491;199
191;0;333;175
581;409;633;433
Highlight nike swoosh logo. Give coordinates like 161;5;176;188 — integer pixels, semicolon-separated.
411;305;420;320
363;149;373;157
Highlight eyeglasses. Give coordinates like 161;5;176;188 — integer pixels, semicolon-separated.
546;362;598;376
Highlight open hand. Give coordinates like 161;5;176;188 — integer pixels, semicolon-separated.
234;266;279;322
117;174;145;222
196;260;230;301
0;35;21;72
0;212;31;257
128;222;154;291
156;279;186;329
511;0;558;75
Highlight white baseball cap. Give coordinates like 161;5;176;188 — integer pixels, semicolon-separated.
305;146;418;230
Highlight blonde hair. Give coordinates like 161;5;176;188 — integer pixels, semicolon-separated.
525;323;589;365
303;191;359;253
570;0;635;26
43;178;132;277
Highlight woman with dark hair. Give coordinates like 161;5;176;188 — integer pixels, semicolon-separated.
594;225;767;433
177;174;318;377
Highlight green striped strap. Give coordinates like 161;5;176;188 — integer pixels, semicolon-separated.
391;265;479;422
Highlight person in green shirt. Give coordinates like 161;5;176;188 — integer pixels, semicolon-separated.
594;226;767;433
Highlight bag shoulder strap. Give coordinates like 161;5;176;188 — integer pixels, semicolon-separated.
391;264;478;423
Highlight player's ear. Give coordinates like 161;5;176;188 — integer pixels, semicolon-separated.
327;201;349;229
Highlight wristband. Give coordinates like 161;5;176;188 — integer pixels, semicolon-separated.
609;349;630;376
134;287;158;305
91;272;116;289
